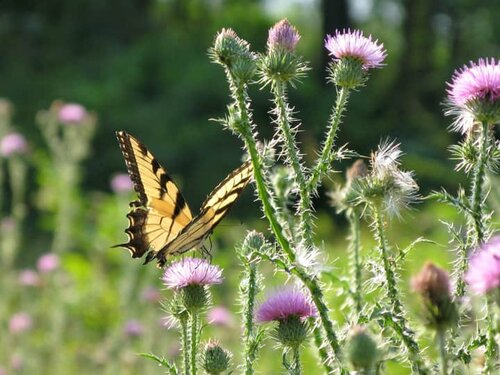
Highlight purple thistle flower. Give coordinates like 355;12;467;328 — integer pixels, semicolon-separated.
9;312;33;334
0;133;28;157
465;236;500;294
18;269;40;287
447;58;500;107
325;29;386;69
256;288;317;323
37;253;60;274
124;319;144;338
162;258;223;290
267;19;300;52
58;103;87;124
110;173;134;193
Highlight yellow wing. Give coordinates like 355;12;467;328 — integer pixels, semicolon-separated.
115;131;193;259
152;160;253;267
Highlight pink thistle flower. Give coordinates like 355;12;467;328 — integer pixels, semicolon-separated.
110;173;134;193
162;258;223;290
207;306;234;326
141;286;161;303
447;58;500;107
325;29;386;69
18;269;40;287
256;288;317;323
465;236;500;294
267;19;300;52
9;312;33;334
37;253;60;274
0;133;28;157
123;319;144;338
58;103;87;124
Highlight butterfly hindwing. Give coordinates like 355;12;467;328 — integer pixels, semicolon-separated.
115;131;193;259
153;160;253;267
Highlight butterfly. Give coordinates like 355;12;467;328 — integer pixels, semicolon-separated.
114;131;253;267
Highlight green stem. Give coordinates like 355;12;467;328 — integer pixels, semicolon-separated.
230;77;295;263
181;317;190;375
311;324;335;374
292;346;301;375
226;71;343;372
469;121;490;247
437;329;448;375
371;206;427;373
272;81;313;245
189;312;198;375
243;261;258;375
307;87;350;193
347;210;363;316
372;206;402;314
483;295;498;374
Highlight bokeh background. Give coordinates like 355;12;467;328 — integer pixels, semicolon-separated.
1;0;499;374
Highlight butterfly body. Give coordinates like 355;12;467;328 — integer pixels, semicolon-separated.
115;131;253;267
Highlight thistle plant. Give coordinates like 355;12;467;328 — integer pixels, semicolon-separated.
37;101;96;253
209;23;391;373
431;57;500;372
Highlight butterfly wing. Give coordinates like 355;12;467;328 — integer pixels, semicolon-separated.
115;131;193;261
153;160;253;267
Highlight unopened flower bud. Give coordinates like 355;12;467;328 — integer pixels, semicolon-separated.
202;341;231;374
267;19;300;52
411;262;457;329
347;326;379;371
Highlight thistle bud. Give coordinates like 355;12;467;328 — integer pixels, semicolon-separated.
411;262;457;329
211;28;256;83
202;341;232;374
346;326;379;372
267;19;300;53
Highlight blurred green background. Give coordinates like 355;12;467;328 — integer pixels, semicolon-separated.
1;1;499;374
2;0;499;202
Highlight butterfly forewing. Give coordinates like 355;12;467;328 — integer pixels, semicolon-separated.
153;160;253;267
115;131;193;258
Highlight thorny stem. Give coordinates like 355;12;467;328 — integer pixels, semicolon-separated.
292;346;301;375
226;71;343;372
180;316;190;375
311;323;335;374
468;121;490;248
229;75;295;263
483;295;498;374
189;312;198;375
272;81;314;245
242;260;258;375
347;210;363;316
307;87;350;193
372;206;402;314
437;329;448;375
371;205;427;373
